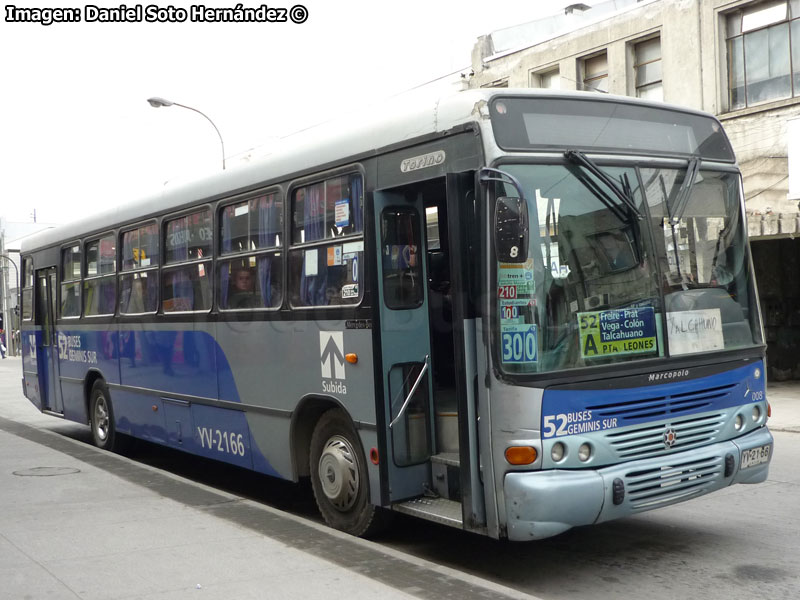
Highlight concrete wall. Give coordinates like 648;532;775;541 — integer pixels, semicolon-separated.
467;0;800;220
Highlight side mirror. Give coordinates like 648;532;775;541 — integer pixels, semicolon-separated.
494;196;529;263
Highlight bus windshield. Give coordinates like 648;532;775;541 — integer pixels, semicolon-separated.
495;162;763;375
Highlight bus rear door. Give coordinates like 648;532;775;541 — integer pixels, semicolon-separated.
35;268;64;415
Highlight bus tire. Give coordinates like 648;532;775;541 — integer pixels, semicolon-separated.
309;409;387;537
89;380;125;452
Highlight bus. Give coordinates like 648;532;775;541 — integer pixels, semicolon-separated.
19;89;773;540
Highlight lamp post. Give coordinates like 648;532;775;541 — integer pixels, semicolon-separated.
147;97;226;170
0;253;19;357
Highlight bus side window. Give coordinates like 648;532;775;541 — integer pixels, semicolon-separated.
218;193;283;310
163;210;213;313
289;174;364;307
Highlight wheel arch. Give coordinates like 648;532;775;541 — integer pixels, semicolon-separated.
291;394;352;479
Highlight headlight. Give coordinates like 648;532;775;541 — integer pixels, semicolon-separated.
551;442;565;462
578;443;592;462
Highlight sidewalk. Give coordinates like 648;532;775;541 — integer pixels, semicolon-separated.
0;356;531;600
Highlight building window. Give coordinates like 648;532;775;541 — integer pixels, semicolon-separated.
481;78;510;88
634;37;663;101
726;1;800;110
582;52;608;92
532;69;561;89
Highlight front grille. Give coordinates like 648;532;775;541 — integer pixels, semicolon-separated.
587;383;736;424
605;412;726;461
625;455;724;511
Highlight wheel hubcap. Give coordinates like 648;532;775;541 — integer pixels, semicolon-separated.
94;396;109;442
318;435;359;511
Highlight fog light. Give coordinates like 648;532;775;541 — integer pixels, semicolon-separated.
551;442;565;462
578;443;592;462
735;414;744;430
752;405;761;422
754;367;761;379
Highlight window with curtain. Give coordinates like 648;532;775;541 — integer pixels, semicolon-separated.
163;209;212;313
60;244;81;318
634;36;663;101
219;192;283;310
289;173;364;307
582;52;608;92
727;1;800;110
120;222;159;314
84;234;116;316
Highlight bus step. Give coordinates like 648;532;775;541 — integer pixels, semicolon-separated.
435;411;459;453
431;452;460;500
392;496;463;529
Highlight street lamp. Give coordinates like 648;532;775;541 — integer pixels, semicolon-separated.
0;253;19;357
147;97;226;170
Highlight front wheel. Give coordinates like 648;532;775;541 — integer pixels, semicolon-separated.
309;409;388;537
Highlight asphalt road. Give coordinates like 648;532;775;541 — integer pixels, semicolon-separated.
2;356;798;600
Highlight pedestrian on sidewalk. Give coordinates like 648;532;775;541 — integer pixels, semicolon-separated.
0;329;6;359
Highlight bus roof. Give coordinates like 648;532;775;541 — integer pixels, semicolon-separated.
21;88;722;254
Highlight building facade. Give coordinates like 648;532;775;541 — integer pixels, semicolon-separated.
466;0;800;379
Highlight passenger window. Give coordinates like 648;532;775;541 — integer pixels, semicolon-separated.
21;257;33;321
219;193;283;310
289;174;364;307
381;208;424;309
121;223;159;314
83;234;116;316
163;210;212;313
60;244;81;318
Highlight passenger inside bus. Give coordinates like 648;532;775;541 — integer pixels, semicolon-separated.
228;268;260;309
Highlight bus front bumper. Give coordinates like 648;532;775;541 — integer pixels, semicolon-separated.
504;426;773;541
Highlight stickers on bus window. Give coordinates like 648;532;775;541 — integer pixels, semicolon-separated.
304;249;318;276
327;246;343;266
335;199;350;228
498;259;534;299
500;299;533;324
501;323;538;364
578;306;657;359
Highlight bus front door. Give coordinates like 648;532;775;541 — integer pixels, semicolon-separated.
374;190;434;501
35;268;64;414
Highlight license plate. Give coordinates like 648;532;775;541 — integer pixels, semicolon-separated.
740;444;772;469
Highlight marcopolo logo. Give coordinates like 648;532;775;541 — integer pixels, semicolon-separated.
320;332;347;394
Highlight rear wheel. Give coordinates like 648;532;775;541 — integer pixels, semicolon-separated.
89;380;125;452
309;409;388;537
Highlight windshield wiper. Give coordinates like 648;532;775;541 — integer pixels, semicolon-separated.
670;157;701;224
565;150;642;221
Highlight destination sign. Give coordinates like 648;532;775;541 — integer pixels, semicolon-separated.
578;306;657;358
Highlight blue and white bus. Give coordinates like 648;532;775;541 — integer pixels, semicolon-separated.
19;89;772;540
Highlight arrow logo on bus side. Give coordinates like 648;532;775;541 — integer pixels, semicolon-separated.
320;332;346;380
